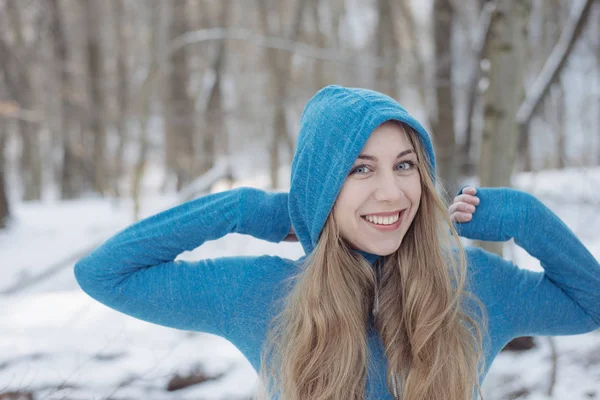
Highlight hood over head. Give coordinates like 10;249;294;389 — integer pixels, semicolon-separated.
288;85;437;262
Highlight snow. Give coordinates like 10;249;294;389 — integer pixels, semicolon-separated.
1;165;599;399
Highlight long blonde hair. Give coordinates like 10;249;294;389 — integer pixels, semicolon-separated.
258;122;488;400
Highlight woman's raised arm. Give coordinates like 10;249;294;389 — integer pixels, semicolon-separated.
453;187;600;338
74;187;292;336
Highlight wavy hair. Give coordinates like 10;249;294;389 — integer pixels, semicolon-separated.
257;121;488;400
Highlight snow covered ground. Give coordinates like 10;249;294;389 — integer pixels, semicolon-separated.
1;165;599;399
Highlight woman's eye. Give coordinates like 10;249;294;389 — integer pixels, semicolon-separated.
397;161;416;170
349;165;371;175
349;161;416;175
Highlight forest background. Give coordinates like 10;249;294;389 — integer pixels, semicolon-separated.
0;0;599;399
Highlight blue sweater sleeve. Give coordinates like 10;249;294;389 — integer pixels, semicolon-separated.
73;187;291;336
455;187;600;338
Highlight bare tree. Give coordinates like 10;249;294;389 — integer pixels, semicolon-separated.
396;0;430;120
309;0;328;90
4;0;42;201
516;0;595;170
432;0;458;199
47;0;81;199
84;0;109;195
132;0;162;220
375;0;399;99
460;2;494;177
164;0;197;191
202;0;230;175
0;39;9;224
111;0;130;197
548;84;566;169
256;0;306;189
0;123;9;227
478;0;529;255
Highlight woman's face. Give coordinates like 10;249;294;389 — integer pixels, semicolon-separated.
333;122;422;256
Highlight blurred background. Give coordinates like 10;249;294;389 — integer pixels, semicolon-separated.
0;0;599;399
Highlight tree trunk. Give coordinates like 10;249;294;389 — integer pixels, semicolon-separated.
132;0;162;220
0;126;10;228
480;2;535;354
257;0;305;189
397;0;431;126
551;84;566;168
478;0;529;256
112;0;129;197
5;0;42;201
330;0;345;51
461;3;494;177
84;0;108;196
165;0;197;191
19;118;42;201
432;0;458;200
48;0;81;200
310;0;328;91
520;0;560;172
375;0;399;99
202;0;230;175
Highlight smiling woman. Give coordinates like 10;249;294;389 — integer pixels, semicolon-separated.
266;87;487;400
74;85;600;400
334;121;422;255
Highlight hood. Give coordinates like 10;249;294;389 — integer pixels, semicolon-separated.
288;85;437;261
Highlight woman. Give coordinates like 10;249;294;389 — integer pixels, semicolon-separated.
74;85;600;400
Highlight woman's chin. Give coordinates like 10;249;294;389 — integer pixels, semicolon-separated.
363;242;402;257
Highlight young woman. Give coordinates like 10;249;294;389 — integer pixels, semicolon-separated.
74;85;600;400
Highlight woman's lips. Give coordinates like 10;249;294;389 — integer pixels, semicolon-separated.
361;210;404;231
361;209;404;217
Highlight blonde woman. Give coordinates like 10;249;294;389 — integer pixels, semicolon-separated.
74;85;600;399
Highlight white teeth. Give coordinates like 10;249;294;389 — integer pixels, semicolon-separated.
364;212;401;225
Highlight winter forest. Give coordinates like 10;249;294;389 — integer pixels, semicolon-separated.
0;0;599;399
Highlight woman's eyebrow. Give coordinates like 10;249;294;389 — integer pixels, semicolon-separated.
357;149;415;161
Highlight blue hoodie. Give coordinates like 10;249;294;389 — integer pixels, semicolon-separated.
74;85;600;398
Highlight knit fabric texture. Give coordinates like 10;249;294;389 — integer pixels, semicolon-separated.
75;85;600;399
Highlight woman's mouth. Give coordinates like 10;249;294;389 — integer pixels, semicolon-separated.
361;210;405;231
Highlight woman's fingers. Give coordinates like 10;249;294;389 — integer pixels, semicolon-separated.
448;186;479;222
453;193;480;206
451;211;473;223
461;186;477;195
449;201;477;215
450;189;479;223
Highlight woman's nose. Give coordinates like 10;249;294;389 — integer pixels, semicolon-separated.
373;172;405;202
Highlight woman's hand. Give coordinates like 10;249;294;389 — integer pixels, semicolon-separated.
283;224;298;242
450;186;480;223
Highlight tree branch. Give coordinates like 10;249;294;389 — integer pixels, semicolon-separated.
169;27;394;69
516;0;594;128
462;2;495;143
